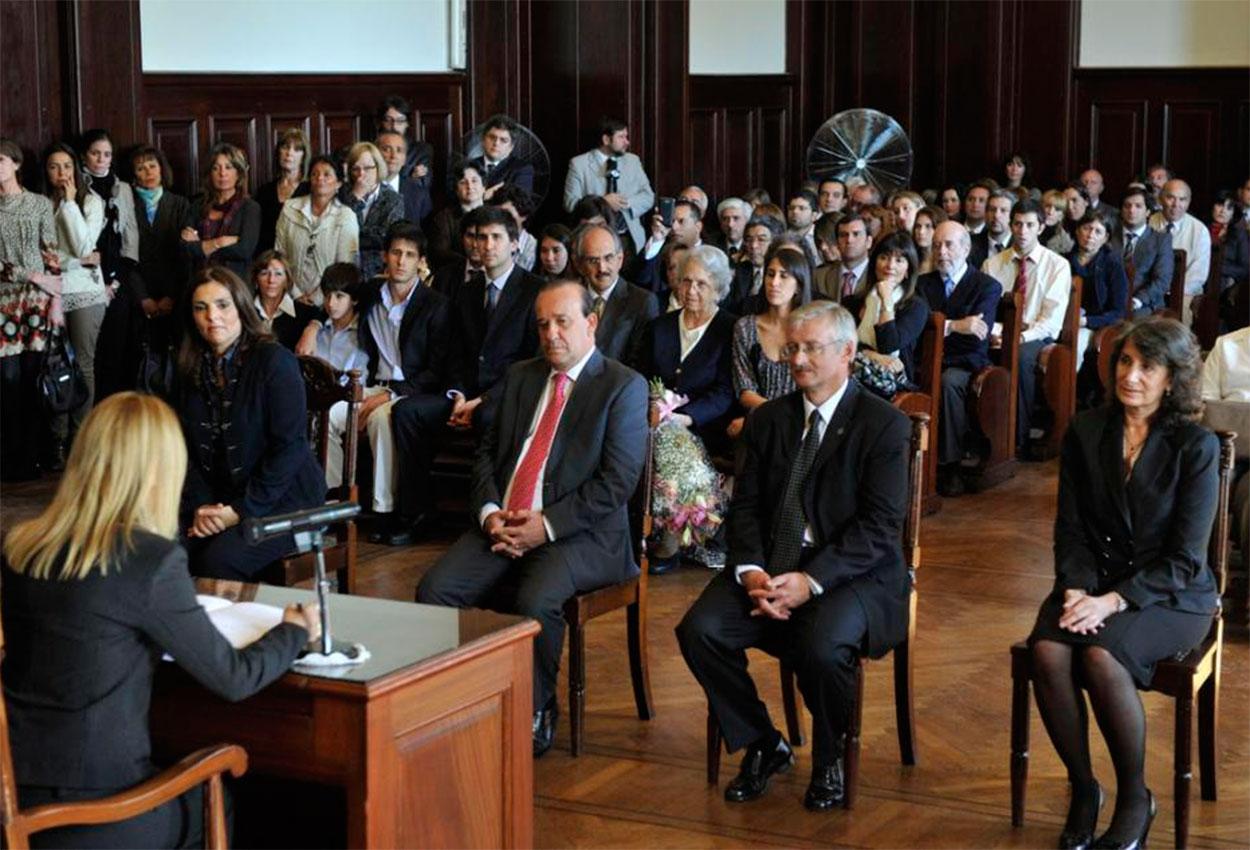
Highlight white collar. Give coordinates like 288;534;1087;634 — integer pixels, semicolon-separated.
802;378;849;430
381;280;418;309
943;261;968;283
254;293;296;320
487;264;515;290
384;174;400;192
592;277;620;302
550;345;596;383
1012;242;1044;264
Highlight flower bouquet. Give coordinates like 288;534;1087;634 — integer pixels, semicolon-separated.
648;378;727;557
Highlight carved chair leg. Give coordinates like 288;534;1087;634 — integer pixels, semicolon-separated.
843;662;865;810
206;774;228;850
779;662;805;747
1175;690;1194;849
894;638;917;766
626;598;654;720
1010;662;1031;827
568;618;587;757
706;711;723;785
1198;652;1221;801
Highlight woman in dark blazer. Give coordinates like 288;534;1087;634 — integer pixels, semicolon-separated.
1028;317;1218;850
181;142;261;281
854;229;930;395
176;266;325;580
1;391;319;849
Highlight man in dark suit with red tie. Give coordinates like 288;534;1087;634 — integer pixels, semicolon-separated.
416;279;649;757
677;300;911;812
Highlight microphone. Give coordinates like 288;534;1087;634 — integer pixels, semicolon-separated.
244;502;361;544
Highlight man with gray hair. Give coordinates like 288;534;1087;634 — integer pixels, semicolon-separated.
573;223;657;367
1149;178;1211;324
717;197;751;262
677;300;912;812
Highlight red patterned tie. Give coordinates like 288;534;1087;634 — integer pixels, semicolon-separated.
506;373;571;512
1014;255;1030;302
841;270;856;298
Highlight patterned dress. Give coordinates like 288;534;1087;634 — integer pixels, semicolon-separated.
731;314;795;400
0;191;56;357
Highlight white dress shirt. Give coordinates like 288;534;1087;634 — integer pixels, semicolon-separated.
982;242;1071;343
1149;211;1212;296
368;281;418;381
1201;327;1250;401
478;345;598;540
734;379;850;594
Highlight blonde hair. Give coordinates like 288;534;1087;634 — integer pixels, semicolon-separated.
347;141;389;182
4;393;187;580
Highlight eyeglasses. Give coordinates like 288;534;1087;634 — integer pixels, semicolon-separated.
780;339;841;359
350;164;378;174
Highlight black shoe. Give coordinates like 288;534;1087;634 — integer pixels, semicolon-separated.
1092;790;1155;850
1058;780;1104;850
724;733;793;803
936;465;966;497
532;699;558;758
370;514;431;546
803;759;845;811
648;552;681;575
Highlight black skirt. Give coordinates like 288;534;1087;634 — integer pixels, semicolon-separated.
1028;591;1212;687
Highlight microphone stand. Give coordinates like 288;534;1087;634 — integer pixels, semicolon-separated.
291;527;334;656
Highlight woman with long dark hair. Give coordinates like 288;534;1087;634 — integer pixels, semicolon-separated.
853;229;930;397
181;142;261;280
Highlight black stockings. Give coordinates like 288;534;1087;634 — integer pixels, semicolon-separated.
1032;641;1153;843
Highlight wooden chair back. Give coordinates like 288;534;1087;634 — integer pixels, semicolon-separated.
893;313;944;514
1165;248;1187;318
1038;276;1083;459
1193;241;1225;350
299;357;364;502
967;291;1023;490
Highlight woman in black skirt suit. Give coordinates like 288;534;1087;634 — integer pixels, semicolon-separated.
1029;316;1219;850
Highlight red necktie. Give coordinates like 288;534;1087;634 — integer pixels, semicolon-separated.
506;373;570;512
1014;256;1030;303
841;270;856;298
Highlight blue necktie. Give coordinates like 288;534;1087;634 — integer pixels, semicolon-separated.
943;275;956;299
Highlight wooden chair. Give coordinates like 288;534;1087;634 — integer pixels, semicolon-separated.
1190;241;1225;351
1162;249;1188;320
259;358;363;593
1036;277;1084;460
0;620;248;850
564;402;658;755
1009;431;1237;849
966;292;1023;492
894;311;946;515
706;412;929;808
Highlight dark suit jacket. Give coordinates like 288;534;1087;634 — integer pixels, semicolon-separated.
970;230;1010;274
132;189;193;304
268;300;323;351
917;267;1001;371
1111;226;1173;312
1054;407;1219;614
870;295;931;384
358;279;451;396
596;277;659;367
427;204;468;268
471;350;648;577
637;308;738;437
727;262;763;315
1220;221;1249;287
447;265;542;418
431;258;474;297
471;155;535;196
396;175;433;224
185;196;261;281
1;531;305;790
339;184;404;279
728;381;912;657
1069;245;1129;329
178;341;325;525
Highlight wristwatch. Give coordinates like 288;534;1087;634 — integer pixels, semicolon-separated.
1114;594;1128;614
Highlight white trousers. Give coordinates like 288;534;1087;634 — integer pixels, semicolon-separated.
326;385;403;513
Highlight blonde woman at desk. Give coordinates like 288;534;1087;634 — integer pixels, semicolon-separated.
1;392;320;849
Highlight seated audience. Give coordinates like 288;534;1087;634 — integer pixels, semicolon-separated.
717;197;751;262
176;266;325;580
826;213;874;313
250;250;320;351
970;188;1014;270
574;222;657;367
939;183;963;222
917;221;1001;496
1002;151;1040;202
428;162;486;267
859;204;891;239
657;241;693;313
431;207;486;296
1113;185;1173;317
313;266;371;465
537;223;572;280
730;215;786;312
729;244;812;439
43;142;107;454
377;130;432;224
255;127;310;252
1068;212;1129;404
810;213;842;296
0;138;58;482
637;198;704;293
1080;167;1109;215
416;279;647;756
677;300;912;812
1207;189;1239;244
853;230;931;398
1149;179;1212;325
982;199;1072;452
743;187;772;210
340;141;403;280
889;190;924;234
912;205;946;274
181;142;260;281
489;182;539;270
786;189;821;268
963;180;992;234
848;181;882;212
1201;325;1250;402
1145;163;1171;198
1063;183;1091;234
387;207;541;544
1041;189;1075;255
1;391;319;850
472;114;535;200
1028;316;1217;850
817;178;848;217
274;154;359;306
1210;189;1249;320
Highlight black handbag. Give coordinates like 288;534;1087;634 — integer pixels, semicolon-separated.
38;328;89;415
137;329;176;398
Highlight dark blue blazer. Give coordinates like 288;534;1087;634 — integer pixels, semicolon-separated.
596;277;659;368
1221;222;1249;286
1112;226;1173;312
178;341;325;526
637;308;737;435
396;175;432;224
917;267;1001;372
868;295;931;384
1069;245;1129;330
447;264;542;416
471;155;535;196
357;278;450;396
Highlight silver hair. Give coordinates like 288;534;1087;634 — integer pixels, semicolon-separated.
679;245;733;300
787;300;858;351
570;222;622;260
716;197;750;218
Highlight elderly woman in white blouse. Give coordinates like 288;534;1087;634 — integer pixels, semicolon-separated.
275;154;360;306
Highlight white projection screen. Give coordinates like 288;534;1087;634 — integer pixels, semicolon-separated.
139;0;464;74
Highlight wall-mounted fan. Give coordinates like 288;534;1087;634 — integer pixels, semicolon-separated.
457;120;552;207
806;108;913;193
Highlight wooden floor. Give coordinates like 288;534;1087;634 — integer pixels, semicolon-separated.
3;459;1247;849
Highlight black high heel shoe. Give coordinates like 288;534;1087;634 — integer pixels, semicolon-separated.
1092;790;1156;850
1058;780;1104;850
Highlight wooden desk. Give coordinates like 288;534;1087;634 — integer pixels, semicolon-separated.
150;582;539;849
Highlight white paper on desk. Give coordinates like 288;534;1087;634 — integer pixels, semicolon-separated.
195;594;284;649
